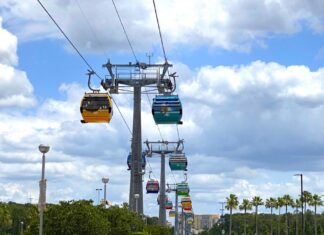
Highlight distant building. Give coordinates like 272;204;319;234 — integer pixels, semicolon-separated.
192;214;220;232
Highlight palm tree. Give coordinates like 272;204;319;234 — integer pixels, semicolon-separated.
309;194;323;235
276;197;284;235
291;199;302;235
239;198;252;235
251;196;263;235
266;197;277;235
225;194;239;235
281;194;293;235
303;190;312;232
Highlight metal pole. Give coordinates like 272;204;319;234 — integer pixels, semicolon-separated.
301;174;304;235
129;86;143;214
174;193;179;235
39;153;45;235
159;153;166;225
103;183;107;204
20;221;24;235
136;197;138;213
96;189;102;205
181;207;184;235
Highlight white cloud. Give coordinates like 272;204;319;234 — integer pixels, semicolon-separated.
2;25;324;215
1;0;324;52
0;17;17;65
179;61;324;172
0;17;36;108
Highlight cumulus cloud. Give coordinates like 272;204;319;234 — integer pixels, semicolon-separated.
179;61;324;171
2;57;324;215
1;0;324;52
0;17;36;108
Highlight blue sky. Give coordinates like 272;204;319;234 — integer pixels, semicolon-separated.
1;0;324;218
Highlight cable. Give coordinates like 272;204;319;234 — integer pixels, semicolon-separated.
111;97;132;135
144;89;164;141
143;88;179;185
176;124;180;141
39;0;133;137
37;0;102;79
75;0;108;58
152;0;167;62
111;0;138;62
146;158;157;180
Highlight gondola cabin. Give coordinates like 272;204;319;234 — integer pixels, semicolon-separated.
157;194;168;205
182;204;192;211
181;197;192;208
146;179;159;194
127;152;146;170
176;182;190;196
169;210;176;218
169;153;187;171
183;208;193;214
80;92;112;123
165;201;173;210
184;211;194;219
152;95;182;124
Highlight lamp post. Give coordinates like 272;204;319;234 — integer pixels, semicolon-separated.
20;221;24;235
38;144;50;235
96;188;102;205
102;177;109;206
134;194;140;213
294;173;304;235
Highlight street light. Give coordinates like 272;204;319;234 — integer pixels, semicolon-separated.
134;194;140;213
20;221;24;235
96;188;102;205
102;177;109;206
294;173;304;235
38;144;50;235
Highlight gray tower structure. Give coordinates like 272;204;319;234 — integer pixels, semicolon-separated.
145;140;184;225
102;61;174;214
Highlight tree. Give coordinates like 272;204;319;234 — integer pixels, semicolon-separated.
225;194;239;235
309;194;323;235
291;199;302;235
104;205;144;235
44;200;110;235
281;195;293;235
265;197;277;235
0;203;11;234
276;197;284;235
303;190;312;233
251;196;263;235
239;198;252;235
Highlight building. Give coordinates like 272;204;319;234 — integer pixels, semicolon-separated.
192;214;220;232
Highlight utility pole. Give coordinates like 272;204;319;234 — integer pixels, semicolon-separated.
144;140;184;225
219;201;225;217
102;60;173;214
146;52;153;65
96;188;102;205
219;201;226;234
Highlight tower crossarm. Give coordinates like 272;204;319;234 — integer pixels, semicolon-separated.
101;60;174;94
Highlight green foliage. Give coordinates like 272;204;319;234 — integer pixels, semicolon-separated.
44;200;109;235
144;224;171;235
0;203;11;231
1;200;170;235
0;202;38;235
104;205;144;235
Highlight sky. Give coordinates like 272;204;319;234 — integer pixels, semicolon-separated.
1;0;324;218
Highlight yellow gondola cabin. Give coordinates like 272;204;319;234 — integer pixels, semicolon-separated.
80;92;113;123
